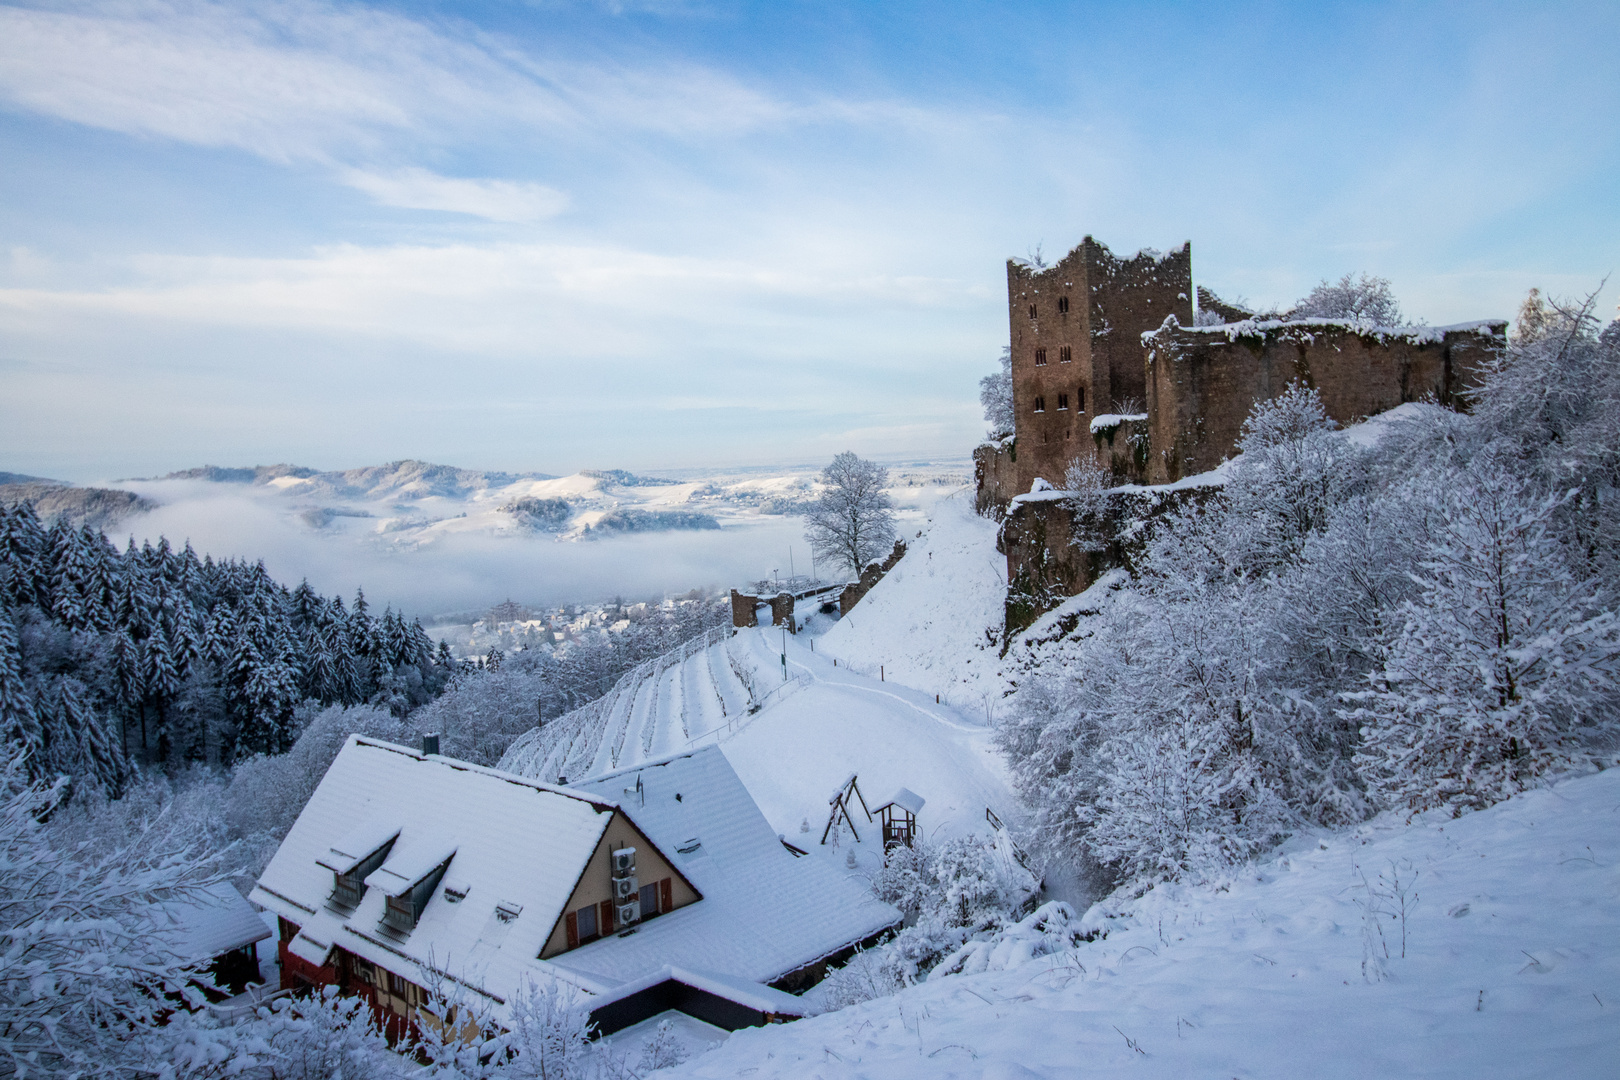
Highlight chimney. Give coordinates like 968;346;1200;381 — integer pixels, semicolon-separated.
422;733;440;756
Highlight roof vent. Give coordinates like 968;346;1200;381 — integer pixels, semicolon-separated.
494;900;523;924
422;733;440;756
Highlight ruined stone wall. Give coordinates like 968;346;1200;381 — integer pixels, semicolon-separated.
998;484;1211;635
839;540;907;616
730;589;761;629
1082;240;1192;411
1007;239;1192;498
1142;318;1506;484
972;441;1019;518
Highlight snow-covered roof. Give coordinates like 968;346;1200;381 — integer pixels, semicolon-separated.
554;746;899;989
157;882;271;965
878;787;925;815
252;737;620;1011
316;820;400;875
251;737;897;1024
588;965;809;1018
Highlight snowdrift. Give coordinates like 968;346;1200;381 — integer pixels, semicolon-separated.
666;765;1620;1079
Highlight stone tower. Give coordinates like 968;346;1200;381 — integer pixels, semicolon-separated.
1006;238;1193;494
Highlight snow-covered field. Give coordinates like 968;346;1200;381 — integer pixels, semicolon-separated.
668;765;1620;1079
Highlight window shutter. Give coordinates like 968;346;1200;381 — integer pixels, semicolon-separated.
600;899;615;934
565;910;578;950
660;877;672;912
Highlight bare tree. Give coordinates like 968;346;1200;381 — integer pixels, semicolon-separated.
804;452;897;577
979;347;1014;439
1293;272;1405;325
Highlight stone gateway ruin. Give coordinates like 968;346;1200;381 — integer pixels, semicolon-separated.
977;235;1507;633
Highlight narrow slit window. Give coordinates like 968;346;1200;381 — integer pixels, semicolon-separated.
1058;296;1070;314
1078;387;1086;412
1028;304;1037;320
1057;393;1069;410
1035;348;1047;366
1033;396;1045;413
1059;345;1072;364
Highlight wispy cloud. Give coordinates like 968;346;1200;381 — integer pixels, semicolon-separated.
0;0;811;164
338;167;569;222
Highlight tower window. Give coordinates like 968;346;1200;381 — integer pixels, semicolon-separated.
1057;393;1069;410
1035;348;1047;366
1059;345;1072;364
1033;396;1045;413
1058;296;1070;314
1028;304;1037;320
1078;386;1086;412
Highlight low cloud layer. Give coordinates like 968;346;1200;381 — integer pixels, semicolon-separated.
117;481;820;620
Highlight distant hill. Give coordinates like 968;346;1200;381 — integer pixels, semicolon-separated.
0;471;67;486
146;459;559;500
0;483;155;531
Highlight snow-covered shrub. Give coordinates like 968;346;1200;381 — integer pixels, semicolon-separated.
0;754;228;1079
816;942;914;1011
825;833;1043;1010
931;901;1085;979
163;986;398;1080
1348;460;1620;814
871;834;1037;929
1062;455;1112;551
637;1018;700;1073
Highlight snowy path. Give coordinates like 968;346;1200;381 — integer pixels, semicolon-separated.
667;766;1620;1080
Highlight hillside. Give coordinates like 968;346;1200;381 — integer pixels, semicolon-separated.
0;481;156;530
815;489;1011;711
667;764;1620;1079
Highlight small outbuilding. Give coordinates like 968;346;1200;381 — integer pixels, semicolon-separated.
159;882;272;998
875;788;925;850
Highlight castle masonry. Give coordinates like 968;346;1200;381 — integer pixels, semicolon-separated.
1007;239;1193;494
985;235;1509;636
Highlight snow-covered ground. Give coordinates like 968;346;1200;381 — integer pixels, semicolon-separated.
666;765;1620;1079
815;488;1012;714
499;621;1019;850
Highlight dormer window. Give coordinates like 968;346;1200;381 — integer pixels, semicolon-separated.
368;839;457;935
317;822;400;911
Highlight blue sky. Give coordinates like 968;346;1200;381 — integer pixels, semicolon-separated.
2;0;1616;481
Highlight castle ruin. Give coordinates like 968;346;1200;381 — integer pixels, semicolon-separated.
978;236;1508;632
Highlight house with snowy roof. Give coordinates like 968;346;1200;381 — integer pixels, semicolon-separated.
250;736;898;1041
